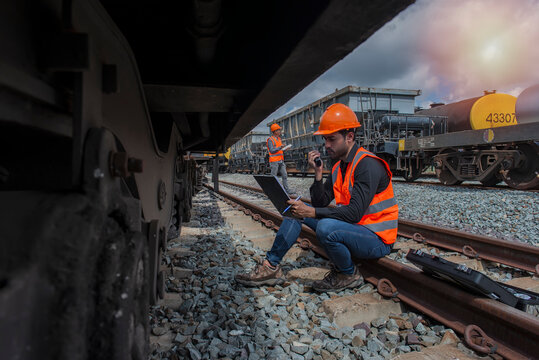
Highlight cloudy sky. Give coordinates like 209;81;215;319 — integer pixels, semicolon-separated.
254;0;539;132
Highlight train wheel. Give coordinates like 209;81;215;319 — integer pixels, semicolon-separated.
502;143;539;190
92;230;149;360
37;193;150;360
435;149;462;185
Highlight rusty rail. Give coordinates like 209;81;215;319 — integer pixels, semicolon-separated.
207;183;539;359
398;219;539;274
218;180;539;274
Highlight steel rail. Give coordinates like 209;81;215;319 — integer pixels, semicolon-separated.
206;183;539;360
398;219;539;274
218;180;539;274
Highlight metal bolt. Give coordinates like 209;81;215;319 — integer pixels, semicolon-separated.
93;168;105;179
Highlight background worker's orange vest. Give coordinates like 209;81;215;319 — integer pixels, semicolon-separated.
331;147;398;244
267;136;284;162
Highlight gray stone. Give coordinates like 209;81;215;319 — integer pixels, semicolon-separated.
186;342;202;360
353;322;371;337
218;329;228;341
396;345;411;354
281;343;291;354
325;339;340;353
371;317;386;328
209;345;220;358
367;338;384;353
311;339;324;355
380;349;390;358
384;331;400;345
229;329;244;336
183;325;197;336
386;318;399;331
248;353;261;360
431;325;445;334
291;353;305;360
196;321;209;335
421;335;440;346
267;347;289;360
415;322;427;335
178;298;193;314
303;348;314;360
174;333;188;343
299;335;313;344
220;344;241;357
291;341;309;355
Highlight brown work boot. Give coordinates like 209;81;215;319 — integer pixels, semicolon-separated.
312;266;362;292
235;259;285;287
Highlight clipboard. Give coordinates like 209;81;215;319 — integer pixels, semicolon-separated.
253;175;300;217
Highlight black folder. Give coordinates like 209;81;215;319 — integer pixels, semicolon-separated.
253;175;293;215
406;249;539;311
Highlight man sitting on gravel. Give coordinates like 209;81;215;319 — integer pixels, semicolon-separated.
235;103;398;292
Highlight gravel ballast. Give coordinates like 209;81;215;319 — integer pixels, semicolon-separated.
149;189;476;359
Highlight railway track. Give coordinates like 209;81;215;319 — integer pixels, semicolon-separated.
218;180;539;275
205;181;539;360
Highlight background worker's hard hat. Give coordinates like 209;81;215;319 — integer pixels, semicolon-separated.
314;103;361;135
270;123;281;132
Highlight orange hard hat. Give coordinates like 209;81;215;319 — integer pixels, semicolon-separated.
314;103;361;135
270;123;281;132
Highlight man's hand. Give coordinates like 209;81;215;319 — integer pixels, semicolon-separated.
287;199;315;218
308;150;323;181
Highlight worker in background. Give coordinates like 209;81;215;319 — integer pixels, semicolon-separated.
266;123;295;195
236;104;398;292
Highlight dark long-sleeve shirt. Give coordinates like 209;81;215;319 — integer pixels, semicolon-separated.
310;144;390;223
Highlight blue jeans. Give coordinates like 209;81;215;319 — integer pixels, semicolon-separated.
266;217;392;274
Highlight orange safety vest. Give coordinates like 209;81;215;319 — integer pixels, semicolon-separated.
267;135;284;162
331;147;399;244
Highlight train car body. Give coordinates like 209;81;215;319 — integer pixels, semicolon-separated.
229;131;269;173
0;0;414;358
417;93;518;131
409;91;539;189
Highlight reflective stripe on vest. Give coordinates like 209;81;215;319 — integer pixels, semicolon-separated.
267;136;284;162
331;147;399;244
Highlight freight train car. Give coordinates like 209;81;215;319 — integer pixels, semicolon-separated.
0;0;413;358
232;86;538;189
411;90;539;189
267;86;424;175
229;131;269;174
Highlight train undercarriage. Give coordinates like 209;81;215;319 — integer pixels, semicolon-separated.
0;0;414;358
